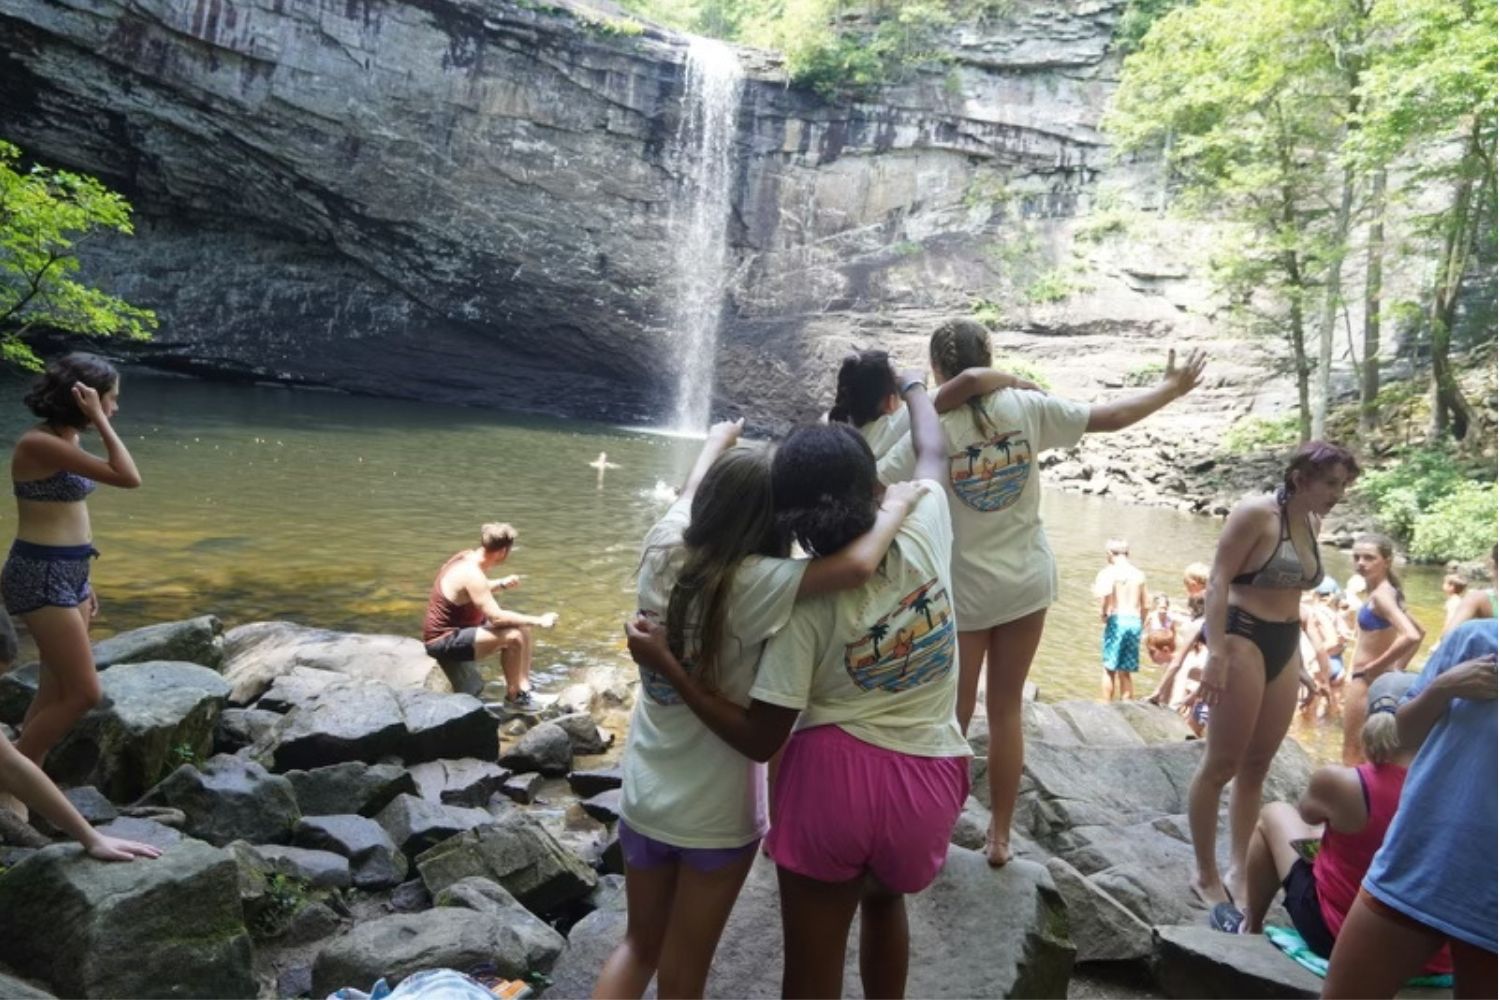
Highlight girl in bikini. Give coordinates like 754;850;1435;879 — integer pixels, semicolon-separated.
1340;533;1423;765
1187;441;1359;908
1;354;141;818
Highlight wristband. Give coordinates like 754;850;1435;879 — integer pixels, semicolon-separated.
900;379;926;395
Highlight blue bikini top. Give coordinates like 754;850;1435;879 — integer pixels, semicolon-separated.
1357;601;1393;632
13;470;96;503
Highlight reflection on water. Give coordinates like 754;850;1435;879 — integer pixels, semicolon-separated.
1;371;1451;759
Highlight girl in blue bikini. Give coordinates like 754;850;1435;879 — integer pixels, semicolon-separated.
1341;533;1424;765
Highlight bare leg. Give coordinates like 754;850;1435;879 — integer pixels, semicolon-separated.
1121;672;1135;700
985;609;1048;867
15;606;101;766
1322;893;1445;999
858;884;909;1000
955;629;989;735
473;626;532;699
1225;657;1301;903
1100;668;1114;702
1187;634;1265;905
594;860;679;999
1243;801;1318;933
654;849;757;999
778;866;863;999
1342;672;1374;766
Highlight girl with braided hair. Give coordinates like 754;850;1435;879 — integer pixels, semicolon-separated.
923;318;1205;866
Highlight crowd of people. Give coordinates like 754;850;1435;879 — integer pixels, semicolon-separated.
2;345;1494;1000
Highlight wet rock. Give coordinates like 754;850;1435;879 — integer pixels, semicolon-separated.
221;621;451;705
93;616;224;671
0;840;255;998
499;772;545;804
500;722;573;776
550;683;598;717
1151;924;1320;998
552;712;613;755
375;794;491;861
567;765;623;798
1046;857;1153;965
137;754;300;847
407;758;511;807
312;909;540;996
241;843;352;889
580;789;622;824
433;876;566;970
45;661;231;802
293;814;408;889
416;810;598;915
284;761;416;818
214;707;283;753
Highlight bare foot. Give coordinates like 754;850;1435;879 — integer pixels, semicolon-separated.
0;791;28;823
985;822;1012;867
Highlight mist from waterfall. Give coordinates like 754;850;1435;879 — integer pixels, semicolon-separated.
666;37;744;434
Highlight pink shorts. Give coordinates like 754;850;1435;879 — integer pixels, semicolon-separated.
765;724;968;894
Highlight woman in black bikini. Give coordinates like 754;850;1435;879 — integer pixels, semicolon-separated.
1341;533;1423;765
1187;441;1359;908
1;355;140;818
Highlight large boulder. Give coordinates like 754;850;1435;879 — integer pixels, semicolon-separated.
550;848;1072;998
416;810;597;915
284;761;417;817
0;663;38;726
376;794;492;861
567;765;623;798
0;840;255;998
45;661;231;802
551;712;613;756
214;707;283;754
221;621;451;705
1151;925;1321;999
407;758;511;807
433;877;566;971
1045;857;1153;964
395;688;499;762
294;815;408;889
499;722;573;776
137;754;301;846
239;843;352;889
93;616;224;671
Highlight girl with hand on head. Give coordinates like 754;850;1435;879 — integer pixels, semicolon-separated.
1187;442;1359;909
1;354;141;819
1340;533;1423;765
595;417;925;1000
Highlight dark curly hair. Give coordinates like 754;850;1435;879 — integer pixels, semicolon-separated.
772;424;879;557
829;349;898;428
1279;440;1360;503
22;353;119;429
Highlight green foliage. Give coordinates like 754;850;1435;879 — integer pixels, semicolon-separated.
1221;414;1300;454
891;240;923;257
1410;481;1498;563
996;354;1050;390
250;873;313;939
1111;0;1191;53
1124;361;1165;387
583;14;646;36
1024;269;1075;304
167;741;202;769
970;297;1003;329
1356;446;1474;541
0;140;156;370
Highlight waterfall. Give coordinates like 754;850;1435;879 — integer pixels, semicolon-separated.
666;37;744;433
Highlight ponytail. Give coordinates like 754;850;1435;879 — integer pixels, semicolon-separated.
829;350;897;427
929;319;999;439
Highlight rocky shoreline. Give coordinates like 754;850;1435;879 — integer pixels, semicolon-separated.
0;615;1351;999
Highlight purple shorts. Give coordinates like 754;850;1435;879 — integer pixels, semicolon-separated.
617;821;758;874
765;724;968;894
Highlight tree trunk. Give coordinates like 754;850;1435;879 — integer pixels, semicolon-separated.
1312;167;1355;439
1290;292;1312;443
1360;168;1385;433
1426;123;1484;442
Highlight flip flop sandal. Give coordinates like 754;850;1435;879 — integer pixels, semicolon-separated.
1209;901;1246;934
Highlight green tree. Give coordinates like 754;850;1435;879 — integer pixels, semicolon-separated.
0;141;156;370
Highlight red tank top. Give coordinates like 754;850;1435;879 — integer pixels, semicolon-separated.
422;551;485;643
1314;762;1452;974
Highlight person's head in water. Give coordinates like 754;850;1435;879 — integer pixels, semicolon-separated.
23;353;121;430
772;424;879;557
928;318;999;438
667;443;790;692
1278;440;1359;514
478;522;516;569
1352;532;1403;596
828;349;899;428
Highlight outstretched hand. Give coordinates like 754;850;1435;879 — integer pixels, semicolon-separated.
1161;348;1208;399
84;833;163;863
707;418;744;448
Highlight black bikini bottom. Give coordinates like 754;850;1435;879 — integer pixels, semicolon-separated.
1224;606;1300;681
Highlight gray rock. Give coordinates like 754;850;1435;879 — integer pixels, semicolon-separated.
1046;857;1153;964
1151;924;1321;998
1112;701;1195;745
0;846;38;868
137;754;301;846
44;661;231;802
260;680;408;771
580;789;622;824
551;683;597;717
500;772;545;804
93;616;224;671
294;814;408;889
375;794;491;860
90;816;185;851
285;761;417;817
567;765;623;798
0;968;54;999
407;758;511;807
552;712;614;755
221;621;451;705
551;848;1071;998
1051;701;1148;747
29;785;117;839
215;707;283;753
416;810;597;915
587;873;627;912
0;840;254;998
117;804;187;827
312;909;541;996
433;876;566;970
436;659;484;697
388;878;432;914
500;722;573;776
394;689;499;763
244;843;352;889
0;663;38;727
284;901;344;944
257;667;343;713
276;964;314;1000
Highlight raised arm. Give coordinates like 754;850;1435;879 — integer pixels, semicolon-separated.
1085;349;1206;433
17;386;141;488
463;568;556;630
901;371;950;484
932;367;1043;413
680;419;744;503
625;616;798;762
799;481;928;596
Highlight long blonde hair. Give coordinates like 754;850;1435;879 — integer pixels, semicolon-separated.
929;318;998;439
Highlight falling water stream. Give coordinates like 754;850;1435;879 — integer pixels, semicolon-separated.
667;37;744;433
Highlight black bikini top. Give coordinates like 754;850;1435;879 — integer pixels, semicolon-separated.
1231;503;1322;590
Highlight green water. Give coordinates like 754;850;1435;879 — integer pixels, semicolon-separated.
1;371;1451;758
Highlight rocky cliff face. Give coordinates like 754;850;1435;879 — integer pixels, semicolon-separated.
0;0;1267;427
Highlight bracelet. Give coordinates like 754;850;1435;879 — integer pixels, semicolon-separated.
900;379;925;395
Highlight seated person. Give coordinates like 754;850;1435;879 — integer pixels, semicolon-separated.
422;522;558;707
1208;672;1452;978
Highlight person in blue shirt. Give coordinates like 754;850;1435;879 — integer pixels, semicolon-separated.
1322;617;1496;998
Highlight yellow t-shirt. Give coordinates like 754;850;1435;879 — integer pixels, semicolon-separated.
751;485;971;759
859;407;917;486
938;389;1090;629
623;498;808;848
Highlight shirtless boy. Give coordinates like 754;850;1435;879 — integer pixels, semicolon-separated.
1094;539;1149;701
